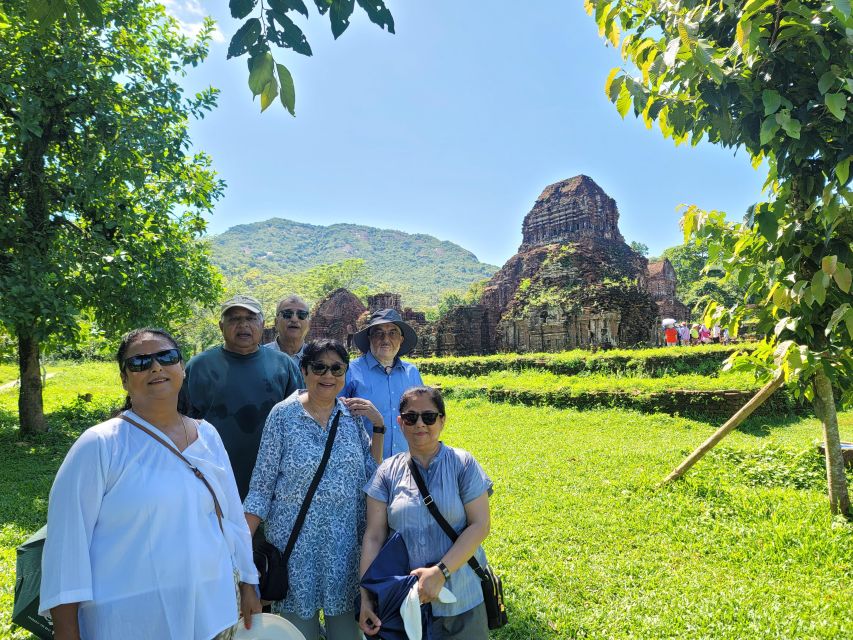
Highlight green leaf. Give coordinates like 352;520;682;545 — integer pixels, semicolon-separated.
834;265;852;293
811;271;828;306
821;255;837;276
759;116;780;145
837;157;851;185
277;63;296;116
762;90;781;115
314;0;332;13
329;0;355;39
607;73;624;103
616;82;632;118
230;0;257;19
356;0;395;33
78;0;103;25
269;0;310;17
832;0;851;18
826;304;851;336
248;52;275;97
605;67;619;100
268;11;313;56
825;93;847;121
818;71;836;95
228;18;262;59
260;78;279;112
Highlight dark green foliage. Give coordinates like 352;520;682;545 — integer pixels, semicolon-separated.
209;218;498;309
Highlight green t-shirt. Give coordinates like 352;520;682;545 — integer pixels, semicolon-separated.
181;346;302;499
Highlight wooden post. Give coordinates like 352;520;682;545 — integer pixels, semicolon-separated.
660;371;784;485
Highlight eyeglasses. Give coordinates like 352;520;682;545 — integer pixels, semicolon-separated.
400;411;443;426
369;328;401;340
122;348;182;373
279;309;309;320
307;362;348;377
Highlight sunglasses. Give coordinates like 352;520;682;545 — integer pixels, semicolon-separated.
279;309;309;320
307;362;348;377
123;348;182;373
400;411;443;426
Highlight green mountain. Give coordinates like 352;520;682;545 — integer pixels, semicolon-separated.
208;218;499;309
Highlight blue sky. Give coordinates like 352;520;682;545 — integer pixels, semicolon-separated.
172;0;766;267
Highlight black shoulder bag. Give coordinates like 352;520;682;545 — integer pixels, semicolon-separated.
407;457;508;630
253;410;341;601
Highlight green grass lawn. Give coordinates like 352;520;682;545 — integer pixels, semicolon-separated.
424;369;761;394
1;361;851;638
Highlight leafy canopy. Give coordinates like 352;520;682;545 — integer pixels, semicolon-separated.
586;0;853;405
0;0;224;349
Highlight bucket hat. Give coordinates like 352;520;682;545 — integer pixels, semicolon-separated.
353;309;418;357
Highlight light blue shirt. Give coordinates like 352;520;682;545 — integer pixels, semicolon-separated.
341;352;423;458
364;444;493;617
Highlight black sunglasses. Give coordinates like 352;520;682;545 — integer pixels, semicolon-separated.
307;362;348;377
123;348;182;373
279;309;309;320
400;411;443;426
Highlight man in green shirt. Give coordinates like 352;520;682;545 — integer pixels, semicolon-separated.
181;294;301;499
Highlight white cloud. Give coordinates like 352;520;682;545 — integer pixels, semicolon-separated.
161;0;225;44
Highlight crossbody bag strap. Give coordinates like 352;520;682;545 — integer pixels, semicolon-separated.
122;412;224;533
280;410;341;564
407;456;488;581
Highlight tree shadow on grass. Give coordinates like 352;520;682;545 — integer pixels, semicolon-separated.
736;413;812;438
492;605;587;640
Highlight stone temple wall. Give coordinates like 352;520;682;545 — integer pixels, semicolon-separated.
307;288;366;347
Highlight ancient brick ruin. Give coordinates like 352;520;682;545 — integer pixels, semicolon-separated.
646;258;691;323
301;175;687;355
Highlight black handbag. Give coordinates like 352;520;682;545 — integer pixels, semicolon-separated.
407;457;508;630
253;410;341;601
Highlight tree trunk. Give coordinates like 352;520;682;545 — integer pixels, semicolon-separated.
17;329;46;435
813;370;851;518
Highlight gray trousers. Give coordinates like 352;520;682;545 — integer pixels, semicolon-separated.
432;601;489;640
280;610;361;640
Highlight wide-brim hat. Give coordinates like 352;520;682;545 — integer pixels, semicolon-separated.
354;308;418;357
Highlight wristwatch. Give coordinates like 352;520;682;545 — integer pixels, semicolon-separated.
373;424;386;434
437;561;451;580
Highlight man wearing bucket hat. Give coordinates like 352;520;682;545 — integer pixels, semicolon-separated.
342;308;423;458
181;294;301;499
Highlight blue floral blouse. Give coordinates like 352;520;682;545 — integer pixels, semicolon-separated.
244;392;378;618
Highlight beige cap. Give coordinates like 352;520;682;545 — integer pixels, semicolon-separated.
221;294;262;315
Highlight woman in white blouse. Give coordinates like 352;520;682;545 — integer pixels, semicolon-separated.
40;328;261;640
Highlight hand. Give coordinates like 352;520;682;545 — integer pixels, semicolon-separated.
410;565;446;604
342;397;383;428
239;583;262;629
358;590;382;636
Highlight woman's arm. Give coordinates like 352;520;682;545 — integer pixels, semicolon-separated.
341;397;384;464
50;603;81;640
242;408;287;522
358;496;389;635
410;492;491;603
244;512;262;536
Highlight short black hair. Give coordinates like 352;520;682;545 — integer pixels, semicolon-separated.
399;386;446;415
300;339;349;374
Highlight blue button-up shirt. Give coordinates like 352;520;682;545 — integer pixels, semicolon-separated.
364;444;494;617
341;352;423;458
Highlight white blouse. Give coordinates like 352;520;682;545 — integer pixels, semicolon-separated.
39;411;258;640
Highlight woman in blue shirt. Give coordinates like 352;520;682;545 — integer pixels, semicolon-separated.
359;386;493;640
244;339;385;640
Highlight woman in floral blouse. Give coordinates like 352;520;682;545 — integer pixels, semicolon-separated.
244;339;384;640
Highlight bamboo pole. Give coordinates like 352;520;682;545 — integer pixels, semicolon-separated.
660;371;785;485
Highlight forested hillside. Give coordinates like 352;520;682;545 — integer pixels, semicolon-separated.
209;218;498;309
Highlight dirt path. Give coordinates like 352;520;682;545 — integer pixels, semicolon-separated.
0;372;56;392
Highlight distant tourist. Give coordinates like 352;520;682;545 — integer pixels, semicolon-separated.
41;328;260;639
181;294;301;499
677;322;690;346
664;324;678;347
712;324;721;343
265;294;311;370
342;309;423;458
690;323;700;345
